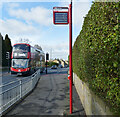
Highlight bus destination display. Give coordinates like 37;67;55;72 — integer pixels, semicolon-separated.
54;12;69;24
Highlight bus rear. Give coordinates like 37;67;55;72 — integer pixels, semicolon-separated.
11;43;31;75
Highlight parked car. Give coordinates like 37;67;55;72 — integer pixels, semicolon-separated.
51;65;57;69
64;65;68;68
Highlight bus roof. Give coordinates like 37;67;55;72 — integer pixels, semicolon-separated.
13;43;30;46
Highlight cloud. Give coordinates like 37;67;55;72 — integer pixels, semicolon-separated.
7;3;19;8
0;18;69;59
41;43;69;60
58;1;92;29
0;2;2;19
74;0;92;2
9;6;52;26
59;1;69;6
2;0;93;2
0;18;44;49
73;2;91;27
1;2;78;60
0;19;39;35
1;0;70;2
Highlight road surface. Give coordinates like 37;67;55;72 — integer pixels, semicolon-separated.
0;70;35;94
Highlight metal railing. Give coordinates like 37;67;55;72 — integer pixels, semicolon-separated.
0;69;40;115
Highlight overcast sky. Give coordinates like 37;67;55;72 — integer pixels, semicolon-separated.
0;0;92;60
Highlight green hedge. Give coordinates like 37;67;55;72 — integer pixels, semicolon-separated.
47;61;59;67
72;2;120;114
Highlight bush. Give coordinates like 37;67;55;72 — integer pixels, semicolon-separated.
47;61;59;67
72;2;120;114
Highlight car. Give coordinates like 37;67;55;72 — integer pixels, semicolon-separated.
64;65;68;68
51;65;57;69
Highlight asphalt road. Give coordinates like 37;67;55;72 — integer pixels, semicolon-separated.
0;70;35;93
1;70;35;84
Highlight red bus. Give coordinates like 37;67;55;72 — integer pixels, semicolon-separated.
11;43;45;75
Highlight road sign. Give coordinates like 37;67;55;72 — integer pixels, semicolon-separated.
53;7;69;24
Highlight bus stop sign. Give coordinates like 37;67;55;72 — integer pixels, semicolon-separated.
53;7;69;24
53;4;73;114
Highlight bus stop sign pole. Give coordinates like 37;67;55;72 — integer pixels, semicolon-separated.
69;1;72;114
53;0;73;113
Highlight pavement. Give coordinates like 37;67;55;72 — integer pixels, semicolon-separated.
5;68;86;116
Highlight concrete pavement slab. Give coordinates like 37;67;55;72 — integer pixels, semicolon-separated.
5;68;86;116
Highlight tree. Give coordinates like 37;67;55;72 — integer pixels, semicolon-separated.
4;34;12;53
0;33;7;66
34;44;42;51
0;33;3;66
47;61;59;67
4;34;12;67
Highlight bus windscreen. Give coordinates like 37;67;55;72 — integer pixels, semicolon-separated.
12;59;29;68
13;44;30;52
